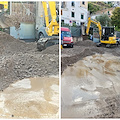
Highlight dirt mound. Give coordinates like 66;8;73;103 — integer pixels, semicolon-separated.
0;53;58;91
62;40;120;72
0;31;37;55
0;32;59;90
0;14;20;28
74;40;96;47
62;46;104;72
41;45;59;55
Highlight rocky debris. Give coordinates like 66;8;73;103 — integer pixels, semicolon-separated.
0;31;37;55
0;32;58;90
62;54;120;118
62;40;120;72
0;14;20;28
74;40;96;47
41;45;59;55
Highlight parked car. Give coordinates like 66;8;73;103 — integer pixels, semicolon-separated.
61;27;73;48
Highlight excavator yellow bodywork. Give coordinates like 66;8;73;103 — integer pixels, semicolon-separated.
86;17;117;46
37;1;59;51
86;17;102;40
0;1;8;11
42;1;59;36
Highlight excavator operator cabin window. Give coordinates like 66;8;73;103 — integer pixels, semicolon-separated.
71;1;75;7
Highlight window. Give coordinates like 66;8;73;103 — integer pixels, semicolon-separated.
71;12;75;17
81;14;84;19
61;10;63;15
82;1;85;5
62;31;71;37
71;1;75;7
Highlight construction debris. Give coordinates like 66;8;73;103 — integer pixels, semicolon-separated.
62;54;120;118
0;32;58;91
62;40;120;118
62;40;120;72
0;14;20;28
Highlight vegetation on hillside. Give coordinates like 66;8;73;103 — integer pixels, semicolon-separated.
96;14;111;26
111;7;120;32
88;2;113;14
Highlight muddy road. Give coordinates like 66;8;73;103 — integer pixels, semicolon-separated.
0;76;59;119
62;41;120;72
61;41;120;118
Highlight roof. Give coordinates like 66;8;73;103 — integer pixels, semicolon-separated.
61;27;70;31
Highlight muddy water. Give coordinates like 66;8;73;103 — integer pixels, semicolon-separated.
0;76;59;119
62;53;120;118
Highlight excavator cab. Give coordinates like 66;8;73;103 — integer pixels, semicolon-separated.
102;27;114;40
100;26;117;46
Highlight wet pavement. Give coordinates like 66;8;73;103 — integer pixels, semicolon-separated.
62;53;120;118
0;76;59;119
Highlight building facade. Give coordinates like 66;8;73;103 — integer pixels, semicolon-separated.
61;1;88;26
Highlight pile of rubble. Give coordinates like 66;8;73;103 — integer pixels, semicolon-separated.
0;32;59;90
0;14;20;28
62;40;120;72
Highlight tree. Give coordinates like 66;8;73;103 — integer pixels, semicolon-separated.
111;7;120;31
96;14;111;26
88;2;99;14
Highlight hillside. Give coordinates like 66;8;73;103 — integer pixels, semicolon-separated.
88;2;113;14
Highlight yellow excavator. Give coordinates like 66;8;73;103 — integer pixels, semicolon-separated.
37;1;59;51
0;1;8;12
0;1;59;51
86;17;118;47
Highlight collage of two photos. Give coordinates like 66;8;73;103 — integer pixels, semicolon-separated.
0;0;120;119
0;1;59;118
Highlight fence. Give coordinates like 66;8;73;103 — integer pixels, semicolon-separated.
61;24;82;37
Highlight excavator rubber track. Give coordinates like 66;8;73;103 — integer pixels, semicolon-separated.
37;36;59;51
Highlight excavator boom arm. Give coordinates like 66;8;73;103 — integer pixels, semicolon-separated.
42;1;59;36
86;17;102;40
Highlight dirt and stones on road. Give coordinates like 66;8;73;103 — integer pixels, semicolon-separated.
62;54;120;118
62;40;120;118
0;76;59;119
62;40;120;72
0;31;59;91
0;14;20;29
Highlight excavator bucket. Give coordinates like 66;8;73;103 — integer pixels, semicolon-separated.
37;36;59;51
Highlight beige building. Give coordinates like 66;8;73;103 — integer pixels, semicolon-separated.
80;1;88;9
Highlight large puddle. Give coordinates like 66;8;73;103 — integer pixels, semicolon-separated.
62;53;120;118
0;76;59;119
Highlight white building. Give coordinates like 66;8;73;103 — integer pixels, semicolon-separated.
61;1;88;26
